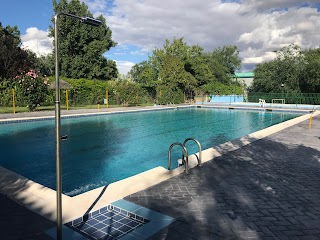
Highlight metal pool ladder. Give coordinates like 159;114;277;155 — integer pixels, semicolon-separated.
167;138;202;174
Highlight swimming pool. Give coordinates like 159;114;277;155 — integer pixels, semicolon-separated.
0;107;301;196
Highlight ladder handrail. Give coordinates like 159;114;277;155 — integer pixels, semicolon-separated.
168;142;189;173
183;138;202;167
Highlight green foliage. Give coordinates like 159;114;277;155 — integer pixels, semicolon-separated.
299;48;320;93
205;45;241;85
200;81;243;95
130;38;241;103
156;85;184;104
34;54;54;76
54;77;111;106
0;22;36;80
251;44;320;94
113;80;150;106
44;77;151;107
158;55;197;90
15;70;48;111
0;80;13;107
50;0;118;80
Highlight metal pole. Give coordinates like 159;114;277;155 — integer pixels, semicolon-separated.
53;14;101;239
12;88;16;114
66;90;69;110
54;14;62;240
106;91;109;108
234;77;236;102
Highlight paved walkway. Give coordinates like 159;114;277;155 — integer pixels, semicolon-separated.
125;115;320;240
0;105;174;120
1;108;320;239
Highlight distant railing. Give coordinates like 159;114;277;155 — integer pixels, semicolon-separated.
248;92;320;105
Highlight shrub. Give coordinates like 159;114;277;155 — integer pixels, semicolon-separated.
156;85;184;104
15;70;48;111
113;80;150;106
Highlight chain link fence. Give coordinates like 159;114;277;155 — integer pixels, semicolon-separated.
247;92;320;105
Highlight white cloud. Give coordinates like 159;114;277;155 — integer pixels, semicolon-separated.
82;0;108;16
241;50;276;64
83;0;106;12
104;0;250;51
115;60;135;75
21;27;53;56
39;0;318;72
240;0;318;12
238;6;320;65
83;0;318;71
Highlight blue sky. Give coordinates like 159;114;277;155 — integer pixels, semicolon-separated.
0;0;148;74
0;0;53;32
1;0;320;75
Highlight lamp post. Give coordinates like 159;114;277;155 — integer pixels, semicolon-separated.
54;12;101;240
281;83;284;98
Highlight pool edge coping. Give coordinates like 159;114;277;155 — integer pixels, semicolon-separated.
0;105;188;123
0;108;318;225
0;103;312;123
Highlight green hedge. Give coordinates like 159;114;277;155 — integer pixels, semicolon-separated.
1;77;153;109
156;85;184;104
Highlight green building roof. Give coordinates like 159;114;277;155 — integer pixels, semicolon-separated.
235;72;254;78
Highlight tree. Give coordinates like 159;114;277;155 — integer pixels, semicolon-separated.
34;54;54;76
251;44;305;93
0;22;36;80
130;38;243;102
300;48;320;93
158;55;196;95
186;45;215;86
129;60;158;97
50;0;118;80
208;45;241;84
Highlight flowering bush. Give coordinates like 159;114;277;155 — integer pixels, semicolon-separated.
15;70;48;111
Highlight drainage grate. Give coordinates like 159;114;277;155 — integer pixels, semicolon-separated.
65;205;149;240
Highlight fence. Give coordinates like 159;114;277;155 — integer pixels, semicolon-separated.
248;92;320;105
0;88;152;113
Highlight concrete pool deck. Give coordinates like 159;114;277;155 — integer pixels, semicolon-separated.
1;105;320;239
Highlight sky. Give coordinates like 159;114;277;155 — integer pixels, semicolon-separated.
1;0;320;75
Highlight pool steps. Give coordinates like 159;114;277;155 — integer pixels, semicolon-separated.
168;137;202;174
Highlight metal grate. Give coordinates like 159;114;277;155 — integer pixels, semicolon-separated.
65;204;149;240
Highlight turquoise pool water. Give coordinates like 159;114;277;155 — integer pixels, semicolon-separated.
0;108;301;196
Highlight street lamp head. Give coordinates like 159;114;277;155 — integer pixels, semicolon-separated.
81;17;102;26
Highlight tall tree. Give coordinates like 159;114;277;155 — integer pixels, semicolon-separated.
300;48;320;93
130;38;242;102
129;60;158;97
208;45;241;84
0;22;36;80
251;44;305;93
50;0;118;80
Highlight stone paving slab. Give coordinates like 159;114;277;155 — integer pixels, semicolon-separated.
0;193;54;240
125;116;320;239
